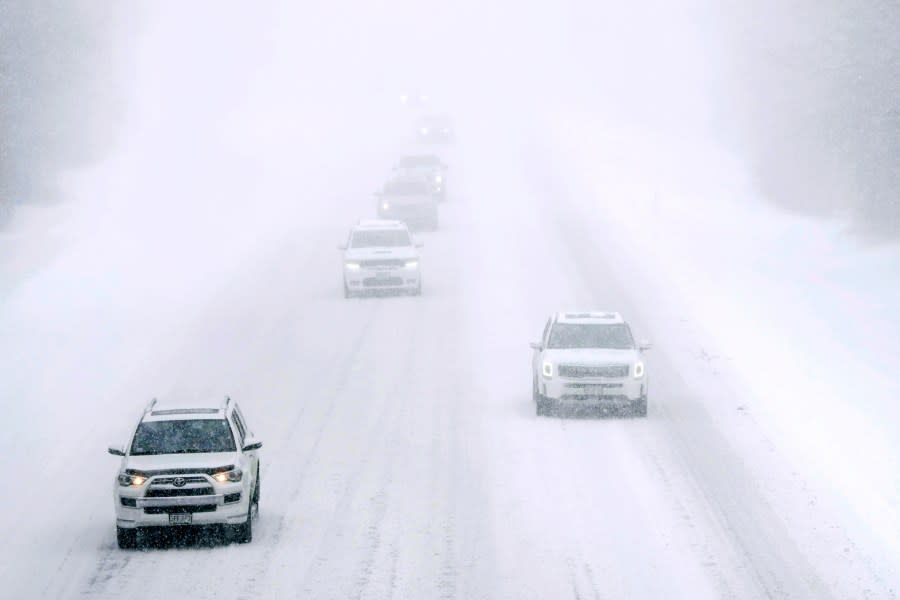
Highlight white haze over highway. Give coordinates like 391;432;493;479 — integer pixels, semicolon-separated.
1;1;897;598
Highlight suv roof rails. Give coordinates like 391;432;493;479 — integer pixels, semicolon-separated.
144;398;158;414
223;396;232;411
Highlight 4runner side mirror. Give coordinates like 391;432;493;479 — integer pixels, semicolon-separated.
337;244;346;250
638;340;652;352
529;342;542;351
242;438;263;452
108;445;125;456
414;241;424;248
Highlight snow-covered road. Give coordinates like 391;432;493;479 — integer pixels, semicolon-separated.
1;121;894;599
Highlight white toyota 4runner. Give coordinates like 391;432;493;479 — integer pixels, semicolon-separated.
108;397;262;548
531;312;651;417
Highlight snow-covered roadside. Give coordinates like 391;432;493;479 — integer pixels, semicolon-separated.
547;116;900;591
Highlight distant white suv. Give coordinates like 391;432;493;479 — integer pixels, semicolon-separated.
531;312;651;417
108;397;262;548
340;220;422;298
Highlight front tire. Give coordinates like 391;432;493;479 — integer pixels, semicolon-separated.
632;396;648;418
534;377;549;416
116;526;137;549
232;508;252;544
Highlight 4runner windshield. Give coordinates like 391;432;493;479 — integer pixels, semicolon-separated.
130;419;236;455
351;230;411;248
547;323;635;350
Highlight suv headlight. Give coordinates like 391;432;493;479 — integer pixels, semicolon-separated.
633;361;644;378
542;361;553;378
420;127;429;135
118;471;147;487
345;262;360;270
213;466;243;483
435;175;443;184
404;260;419;269
381;202;390;211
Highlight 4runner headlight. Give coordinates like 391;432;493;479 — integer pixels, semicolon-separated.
420;127;429;135
435;175;443;184
633;361;644;378
345;262;360;270
118;472;147;487
542;361;553;378
382;202;390;211
404;260;418;269
213;467;243;483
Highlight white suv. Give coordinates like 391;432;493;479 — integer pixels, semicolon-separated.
108;397;262;548
531;312;651;417
340;220;422;298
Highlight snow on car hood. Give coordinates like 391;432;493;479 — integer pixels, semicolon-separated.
344;247;418;261
125;452;239;473
381;193;433;206
543;347;641;365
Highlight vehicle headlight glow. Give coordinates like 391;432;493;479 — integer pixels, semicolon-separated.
633;361;644;378
118;472;147;487
213;466;243;483
435;175;443;184
420;127;429;135
345;262;361;270
404;260;418;269
542;361;553;378
382;202;390;211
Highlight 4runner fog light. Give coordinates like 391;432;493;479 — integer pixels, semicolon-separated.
542;361;553;378
633;361;644;378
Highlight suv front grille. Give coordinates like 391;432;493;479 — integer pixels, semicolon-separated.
144;505;216;515
361;259;404;268
146;486;215;498
558;364;629;378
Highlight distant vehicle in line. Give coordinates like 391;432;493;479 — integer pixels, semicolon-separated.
376;176;439;231
339;219;422;298
393;154;448;201
415;114;454;144
109;397;262;548
530;312;651;417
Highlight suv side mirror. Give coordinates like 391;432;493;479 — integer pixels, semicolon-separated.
529;342;542;351
414;241;424;248
337;243;346;250
242;438;263;452
638;340;652;352
108;445;125;456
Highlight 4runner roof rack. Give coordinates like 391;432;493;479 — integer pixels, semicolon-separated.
144;398;158;414
223;396;232;411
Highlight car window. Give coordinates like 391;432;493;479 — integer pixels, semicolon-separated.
547;323;635;350
383;180;431;195
542;318;553;345
232;410;247;443
130;419;237;455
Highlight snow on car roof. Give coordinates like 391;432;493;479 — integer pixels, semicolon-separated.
555;311;624;324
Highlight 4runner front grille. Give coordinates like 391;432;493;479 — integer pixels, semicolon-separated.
144;505;216;515
558;364;629;378
146;486;215;498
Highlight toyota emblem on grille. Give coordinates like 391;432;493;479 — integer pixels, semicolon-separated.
173;477;186;487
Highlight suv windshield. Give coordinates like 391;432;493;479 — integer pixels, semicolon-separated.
130;419;236;455
351;230;410;248
383;180;431;195
398;155;441;168
547;323;634;350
